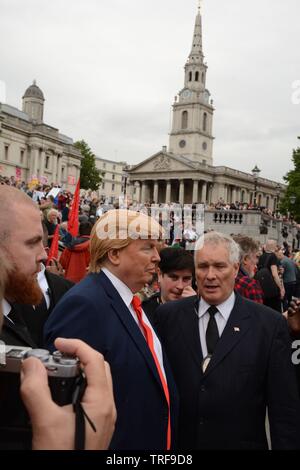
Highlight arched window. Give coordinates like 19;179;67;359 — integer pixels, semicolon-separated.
201;72;205;83
195;71;199;82
189;71;192;82
182;111;188;129
203;112;207;132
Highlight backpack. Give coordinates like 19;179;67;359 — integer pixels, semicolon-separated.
255;254;280;300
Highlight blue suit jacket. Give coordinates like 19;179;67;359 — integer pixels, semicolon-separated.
44;271;179;450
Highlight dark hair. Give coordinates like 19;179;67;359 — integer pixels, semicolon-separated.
79;221;92;236
159;247;194;275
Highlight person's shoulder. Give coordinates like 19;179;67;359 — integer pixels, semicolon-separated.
157;295;197;314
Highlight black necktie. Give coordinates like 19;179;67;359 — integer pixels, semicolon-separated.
206;305;219;355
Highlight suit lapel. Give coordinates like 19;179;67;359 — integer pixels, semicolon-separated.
3;317;37;348
204;294;251;378
99;272;165;391
177;297;203;370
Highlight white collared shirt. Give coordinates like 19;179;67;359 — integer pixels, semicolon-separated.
197;292;235;358
37;263;51;309
102;267;167;381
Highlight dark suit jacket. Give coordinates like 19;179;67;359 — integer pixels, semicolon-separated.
154;293;300;450
44;271;179;450
0;271;74;348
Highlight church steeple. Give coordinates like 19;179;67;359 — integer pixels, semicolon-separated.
169;1;214;165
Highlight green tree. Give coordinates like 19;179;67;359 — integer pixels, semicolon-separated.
280;141;300;222
75;140;103;191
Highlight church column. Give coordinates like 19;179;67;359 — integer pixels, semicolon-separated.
57;155;63;185
192;180;199;203
39;149;45;179
201;182;207;203
31;146;39;177
165;180;171;204
141;182;147;203
153;181;159;203
232;187;237;204
179;180;185;205
135;182;141;203
52;154;58;184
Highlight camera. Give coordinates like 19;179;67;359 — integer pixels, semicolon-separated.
0;345;83;449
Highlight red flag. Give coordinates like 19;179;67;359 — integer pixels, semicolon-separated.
68;179;80;236
46;225;60;267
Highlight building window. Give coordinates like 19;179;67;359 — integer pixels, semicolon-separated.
201;72;204;83
266;196;269;208
61;166;65;180
102;182;105;189
112;184;115;192
45;155;50;170
203;112;207;132
20;149;25;164
113;164;116;170
103;163;106;169
202;142;207;150
189;71;192;82
182;111;188;129
112;174;115;180
202;159;206;164
4;145;9;160
195;71;199;82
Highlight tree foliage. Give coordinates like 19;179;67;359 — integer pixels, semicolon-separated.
280;143;300;222
75;140;103;191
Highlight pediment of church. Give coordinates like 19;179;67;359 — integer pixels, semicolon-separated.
128;151;196;175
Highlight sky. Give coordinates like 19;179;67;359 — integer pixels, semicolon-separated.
1;0;300;183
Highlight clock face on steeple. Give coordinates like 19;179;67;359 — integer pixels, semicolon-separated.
182;89;192;99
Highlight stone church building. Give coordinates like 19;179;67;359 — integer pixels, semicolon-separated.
0;81;81;190
127;5;284;208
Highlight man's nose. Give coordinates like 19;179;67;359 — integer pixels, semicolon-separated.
38;244;48;263
152;248;160;262
175;278;185;290
206;266;217;279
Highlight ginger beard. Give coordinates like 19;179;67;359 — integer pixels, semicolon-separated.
5;265;43;305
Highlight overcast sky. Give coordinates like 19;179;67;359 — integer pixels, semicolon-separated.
1;0;300;182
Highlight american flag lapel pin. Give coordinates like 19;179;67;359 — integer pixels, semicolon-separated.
234;327;240;332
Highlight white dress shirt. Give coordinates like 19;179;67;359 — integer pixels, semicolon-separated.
102;267;167;381
197;292;236;358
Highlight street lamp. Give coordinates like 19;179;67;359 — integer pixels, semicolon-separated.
251;165;261;208
275;183;281;212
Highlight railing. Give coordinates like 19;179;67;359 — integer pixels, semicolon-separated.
213;211;243;224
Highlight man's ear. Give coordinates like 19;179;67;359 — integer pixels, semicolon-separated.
157;267;163;282
107;248;121;266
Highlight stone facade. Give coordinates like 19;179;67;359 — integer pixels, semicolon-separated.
0;81;82;190
126;150;284;209
95;156;127;202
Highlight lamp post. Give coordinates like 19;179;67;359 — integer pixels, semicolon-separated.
275;183;281;213
251;165;261;208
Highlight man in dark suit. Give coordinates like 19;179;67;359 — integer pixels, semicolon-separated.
44;209;178;450
0;187;116;450
154;231;300;450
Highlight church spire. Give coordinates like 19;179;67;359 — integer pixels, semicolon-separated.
189;0;204;61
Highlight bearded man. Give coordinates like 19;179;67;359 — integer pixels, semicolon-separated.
0;186;73;348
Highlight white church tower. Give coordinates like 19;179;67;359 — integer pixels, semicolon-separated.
169;1;214;165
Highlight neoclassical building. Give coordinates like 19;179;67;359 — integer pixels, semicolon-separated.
0;81;81;189
127;5;284;208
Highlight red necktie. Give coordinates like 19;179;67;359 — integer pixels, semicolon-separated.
131;295;171;450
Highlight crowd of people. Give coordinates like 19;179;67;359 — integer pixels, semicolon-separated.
1;180;300;450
